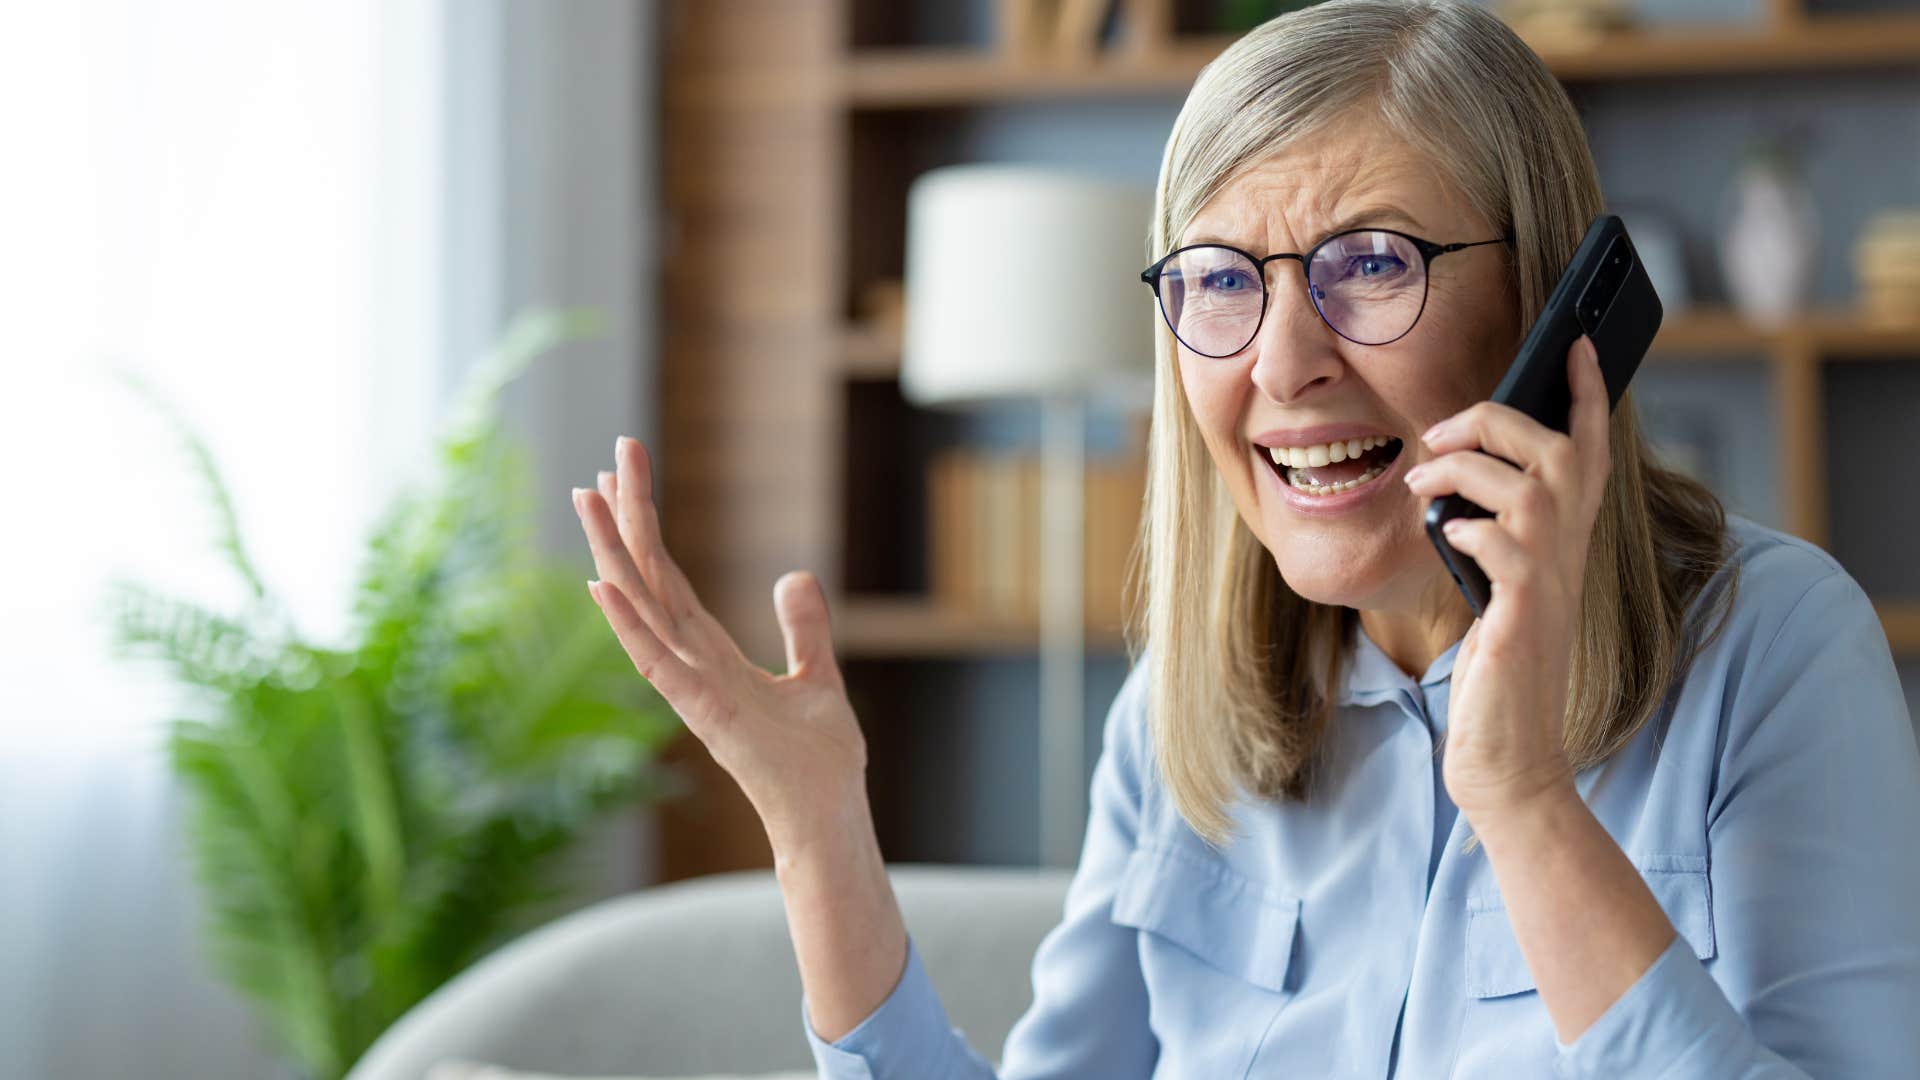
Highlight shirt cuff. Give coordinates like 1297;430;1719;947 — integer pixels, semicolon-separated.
1551;931;1788;1079
801;935;957;1080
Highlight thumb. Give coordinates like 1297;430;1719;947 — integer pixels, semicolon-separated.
774;571;840;683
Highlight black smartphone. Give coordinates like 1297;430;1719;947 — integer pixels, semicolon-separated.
1424;213;1662;616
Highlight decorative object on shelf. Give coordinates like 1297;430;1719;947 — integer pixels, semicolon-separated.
997;0;1063;57
1495;0;1634;48
999;0;1183;63
1855;207;1920;327
1054;0;1117;62
1119;0;1172;54
1614;204;1692;313
1720;132;1820;327
901;163;1153;868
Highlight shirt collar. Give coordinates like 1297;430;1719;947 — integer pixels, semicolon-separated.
1335;618;1463;706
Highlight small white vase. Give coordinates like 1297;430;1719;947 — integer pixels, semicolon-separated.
1720;153;1819;326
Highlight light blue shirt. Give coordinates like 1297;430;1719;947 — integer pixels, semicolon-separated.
802;516;1920;1078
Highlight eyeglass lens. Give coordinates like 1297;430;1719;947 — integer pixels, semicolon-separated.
1153;230;1428;354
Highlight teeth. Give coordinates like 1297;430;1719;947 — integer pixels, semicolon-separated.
1287;461;1389;494
1264;435;1392;469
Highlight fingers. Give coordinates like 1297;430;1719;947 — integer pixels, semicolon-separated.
1421;335;1611;488
774;570;841;685
1437;517;1538;599
1421;399;1574;486
587;579;715;731
574;484;685;653
1404;451;1554;540
613;436;709;625
1566;334;1612;496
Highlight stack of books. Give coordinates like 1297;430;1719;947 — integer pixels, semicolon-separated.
926;449;1147;633
1857;208;1920;326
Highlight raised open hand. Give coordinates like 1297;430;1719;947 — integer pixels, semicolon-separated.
572;436;868;852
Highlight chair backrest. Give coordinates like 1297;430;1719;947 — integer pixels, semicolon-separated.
346;863;1073;1080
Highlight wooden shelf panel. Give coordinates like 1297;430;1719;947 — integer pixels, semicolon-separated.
835;594;1127;659
841;15;1920;108
1534;14;1920;81
1652;310;1920;357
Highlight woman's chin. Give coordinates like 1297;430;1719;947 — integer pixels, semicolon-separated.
1271;548;1398;609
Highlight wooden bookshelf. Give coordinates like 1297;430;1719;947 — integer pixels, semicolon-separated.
657;1;1920;881
841;14;1920;108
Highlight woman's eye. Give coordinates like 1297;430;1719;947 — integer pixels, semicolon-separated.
1203;269;1254;291
1340;255;1407;280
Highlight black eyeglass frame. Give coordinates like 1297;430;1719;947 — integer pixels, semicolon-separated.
1139;228;1515;354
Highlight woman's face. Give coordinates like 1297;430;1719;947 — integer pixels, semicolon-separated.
1174;123;1521;613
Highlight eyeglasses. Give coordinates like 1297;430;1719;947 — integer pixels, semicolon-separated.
1139;228;1513;355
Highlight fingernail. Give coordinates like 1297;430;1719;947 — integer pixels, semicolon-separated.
571;486;587;507
596;470;613;487
1442;518;1465;535
1420;419;1449;446
1403;463;1427;485
586;579;600;599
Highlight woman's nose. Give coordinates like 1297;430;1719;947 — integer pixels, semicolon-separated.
1247;262;1344;404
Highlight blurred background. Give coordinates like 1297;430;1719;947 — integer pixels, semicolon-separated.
2;0;1916;1077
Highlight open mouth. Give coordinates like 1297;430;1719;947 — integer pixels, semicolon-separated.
1261;435;1405;496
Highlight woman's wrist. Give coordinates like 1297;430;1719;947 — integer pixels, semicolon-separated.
771;779;910;1043
769;778;881;878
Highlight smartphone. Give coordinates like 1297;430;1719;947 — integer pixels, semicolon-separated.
1424;213;1662;616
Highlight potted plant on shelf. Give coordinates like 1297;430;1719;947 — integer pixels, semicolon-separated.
103;310;684;1080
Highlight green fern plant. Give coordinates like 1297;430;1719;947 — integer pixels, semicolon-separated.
103;310;684;1080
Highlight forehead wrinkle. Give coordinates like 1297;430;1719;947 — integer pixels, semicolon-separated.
1180;143;1444;252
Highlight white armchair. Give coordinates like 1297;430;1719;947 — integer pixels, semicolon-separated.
345;864;1073;1080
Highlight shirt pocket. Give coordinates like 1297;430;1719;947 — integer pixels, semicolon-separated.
1463;853;1717;999
1110;842;1303;1077
1110;841;1301;993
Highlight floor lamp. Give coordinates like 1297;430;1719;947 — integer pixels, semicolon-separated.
900;164;1154;868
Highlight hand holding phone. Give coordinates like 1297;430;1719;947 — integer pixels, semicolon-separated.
1424;213;1662;615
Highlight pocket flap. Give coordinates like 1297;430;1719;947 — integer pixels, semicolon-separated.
1465;857;1716;999
1111;843;1301;994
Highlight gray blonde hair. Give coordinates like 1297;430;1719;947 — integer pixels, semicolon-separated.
1120;0;1735;846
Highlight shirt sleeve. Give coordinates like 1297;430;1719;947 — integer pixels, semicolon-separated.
801;655;1160;1080
1552;562;1920;1079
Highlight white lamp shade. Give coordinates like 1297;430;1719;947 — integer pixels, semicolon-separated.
900;164;1155;410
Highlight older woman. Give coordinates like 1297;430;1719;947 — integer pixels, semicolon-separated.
572;0;1920;1075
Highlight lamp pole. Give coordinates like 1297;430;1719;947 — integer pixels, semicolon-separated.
1038;394;1087;869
